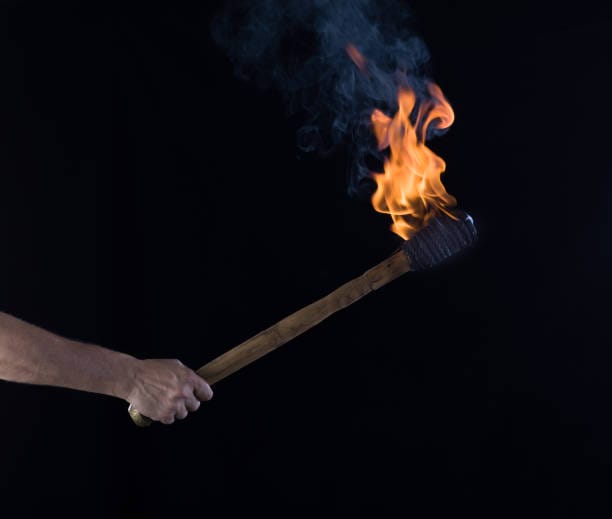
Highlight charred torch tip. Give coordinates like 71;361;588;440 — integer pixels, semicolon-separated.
401;211;478;271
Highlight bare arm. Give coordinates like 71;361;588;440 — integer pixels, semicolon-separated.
0;311;212;424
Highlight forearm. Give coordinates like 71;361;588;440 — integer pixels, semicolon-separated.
0;311;136;400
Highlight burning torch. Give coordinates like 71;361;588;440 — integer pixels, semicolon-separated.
129;45;477;427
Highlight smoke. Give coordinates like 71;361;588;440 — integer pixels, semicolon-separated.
211;0;440;198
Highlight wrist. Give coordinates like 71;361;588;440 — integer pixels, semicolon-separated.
111;353;141;401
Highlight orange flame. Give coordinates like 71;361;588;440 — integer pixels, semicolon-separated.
347;45;456;240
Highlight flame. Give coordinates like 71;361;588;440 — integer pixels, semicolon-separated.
346;44;457;240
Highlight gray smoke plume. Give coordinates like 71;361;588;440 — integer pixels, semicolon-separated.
211;0;442;198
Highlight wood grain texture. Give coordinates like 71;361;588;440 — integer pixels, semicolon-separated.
129;249;410;426
197;249;411;384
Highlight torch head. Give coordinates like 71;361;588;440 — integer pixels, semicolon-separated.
401;211;477;270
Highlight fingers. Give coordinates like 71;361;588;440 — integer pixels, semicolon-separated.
160;401;189;425
192;374;213;402
160;415;175;425
185;395;201;412
175;403;188;421
164;368;212;424
135;359;213;425
169;359;212;402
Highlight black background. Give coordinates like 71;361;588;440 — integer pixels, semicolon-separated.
1;1;612;517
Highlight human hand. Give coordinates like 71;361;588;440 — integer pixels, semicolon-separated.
125;359;213;424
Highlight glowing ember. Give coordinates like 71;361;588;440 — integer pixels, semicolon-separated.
347;45;457;239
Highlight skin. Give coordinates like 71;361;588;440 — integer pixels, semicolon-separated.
0;311;212;424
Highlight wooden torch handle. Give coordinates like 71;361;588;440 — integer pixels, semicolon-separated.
129;249;411;426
